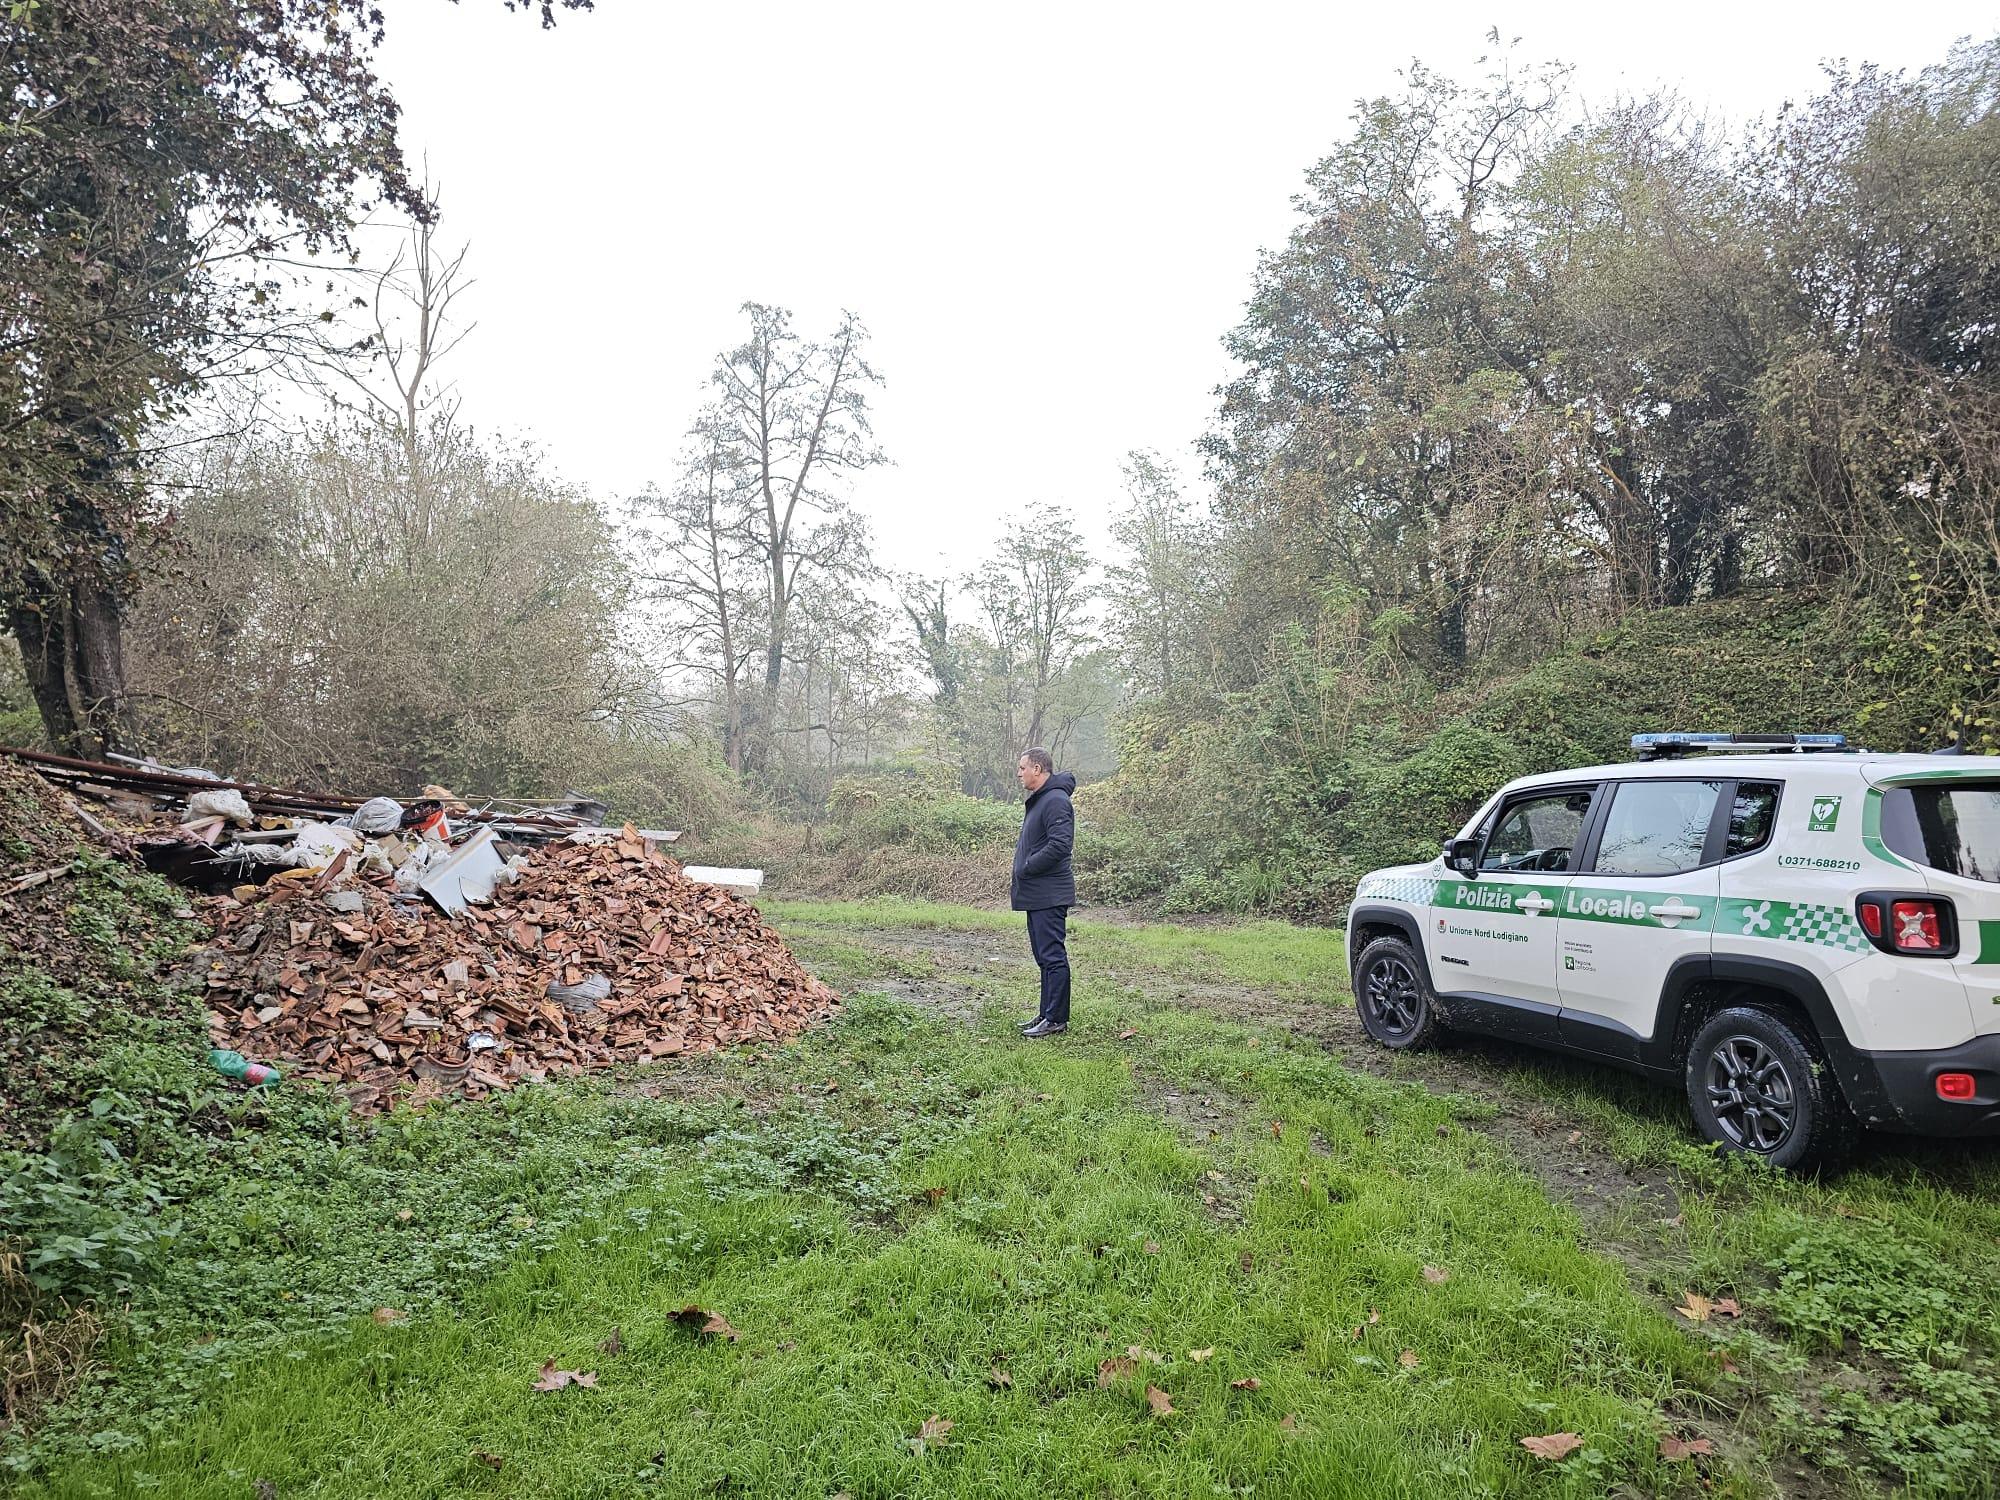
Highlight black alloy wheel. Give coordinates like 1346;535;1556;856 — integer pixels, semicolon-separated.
1354;935;1440;1050
1702;1033;1797;1153
1684;1005;1856;1174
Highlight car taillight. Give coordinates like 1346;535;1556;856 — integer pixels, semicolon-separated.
1891;900;1944;952
1937;1072;1977;1101
1856;893;1956;956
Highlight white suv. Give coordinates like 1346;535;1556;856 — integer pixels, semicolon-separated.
1345;734;2000;1171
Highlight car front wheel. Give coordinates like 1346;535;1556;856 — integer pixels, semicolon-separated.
1353;935;1442;1050
1685;1005;1855;1174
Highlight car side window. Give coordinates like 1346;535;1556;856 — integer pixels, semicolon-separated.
1480;789;1593;873
1592;780;1721;876
1726;782;1781;858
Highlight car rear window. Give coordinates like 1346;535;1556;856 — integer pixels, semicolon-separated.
1882;783;2000;883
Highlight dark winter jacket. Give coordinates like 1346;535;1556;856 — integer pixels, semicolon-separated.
1011;771;1077;912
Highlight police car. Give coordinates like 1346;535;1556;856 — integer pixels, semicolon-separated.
1345;733;2000;1171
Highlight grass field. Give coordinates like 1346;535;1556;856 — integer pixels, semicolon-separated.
8;899;2000;1498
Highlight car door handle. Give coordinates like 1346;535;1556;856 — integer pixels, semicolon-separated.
1518;894;1553;915
1649;899;1703;926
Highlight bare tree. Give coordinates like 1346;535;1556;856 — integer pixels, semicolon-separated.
632;414;763;771
705;303;885;769
961;511;1101;790
330;180;476;499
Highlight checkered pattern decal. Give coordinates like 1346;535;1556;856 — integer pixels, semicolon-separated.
1355;874;1437;906
1778;903;1873;954
1721;898;1873;955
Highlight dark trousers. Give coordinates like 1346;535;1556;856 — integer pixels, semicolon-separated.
1026;906;1071;1026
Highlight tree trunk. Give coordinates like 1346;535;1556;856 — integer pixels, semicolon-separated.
9;564;128;756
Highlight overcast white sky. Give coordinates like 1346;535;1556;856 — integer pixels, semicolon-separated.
369;1;1992;578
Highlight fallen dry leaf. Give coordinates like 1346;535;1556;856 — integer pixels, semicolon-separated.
1398;1348;1419;1368
395;1209;413;1223
531;1359;598;1393
988;1366;1013;1389
908;1413;953;1455
1713;1296;1743;1318
371;1307;406;1325
1567;1129;1582;1145
1676;1292;1714;1323
1239;1251;1254;1272
669;1305;741;1342
1126;1345;1166;1364
1519;1432;1583;1461
1659;1434;1716;1462
1097;1356;1138;1387
1229;1377;1262;1391
1278;1413;1297;1432
472;1449;504;1470
1143;1240;1160;1255
1188;1347;1215;1363
1118;1028;1138;1041
1145;1384;1175;1418
918;1186;949;1204
1270;1119;1283;1139
1422;1265;1450;1285
598;1327;623;1356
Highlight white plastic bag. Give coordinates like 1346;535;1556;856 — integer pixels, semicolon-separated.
186;788;254;827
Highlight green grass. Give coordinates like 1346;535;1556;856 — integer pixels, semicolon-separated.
10;898;2000;1497
12;993;1728;1499
1445;1041;2000;1489
763;898;1351;995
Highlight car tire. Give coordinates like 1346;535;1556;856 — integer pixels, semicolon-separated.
1685;1005;1857;1174
1353;935;1443;1050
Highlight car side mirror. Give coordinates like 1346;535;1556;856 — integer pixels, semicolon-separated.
1444;837;1481;877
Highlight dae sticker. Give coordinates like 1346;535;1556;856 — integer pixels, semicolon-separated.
1808;796;1841;832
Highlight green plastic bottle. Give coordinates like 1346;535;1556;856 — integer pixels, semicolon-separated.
208;1048;281;1087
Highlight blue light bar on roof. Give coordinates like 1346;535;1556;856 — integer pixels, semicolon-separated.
1631;732;1847;758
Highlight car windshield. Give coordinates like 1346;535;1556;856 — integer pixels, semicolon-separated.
1882;782;2000;883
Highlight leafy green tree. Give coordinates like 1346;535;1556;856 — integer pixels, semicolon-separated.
1105;450;1213;703
0;0;587;755
1209;45;1569;672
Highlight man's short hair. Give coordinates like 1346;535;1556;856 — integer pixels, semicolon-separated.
1020;746;1054;773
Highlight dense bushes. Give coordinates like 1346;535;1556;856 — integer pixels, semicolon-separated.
1087;594;1938;921
826;765;1019;855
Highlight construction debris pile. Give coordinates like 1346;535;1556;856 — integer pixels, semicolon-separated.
2;747;826;1112
197;829;835;1109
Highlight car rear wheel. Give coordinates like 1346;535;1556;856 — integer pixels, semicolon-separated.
1686;1005;1855;1174
1353;935;1442;1050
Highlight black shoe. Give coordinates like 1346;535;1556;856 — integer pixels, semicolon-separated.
1022;1020;1067;1039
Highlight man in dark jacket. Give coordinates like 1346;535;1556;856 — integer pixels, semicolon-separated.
1012;746;1076;1039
